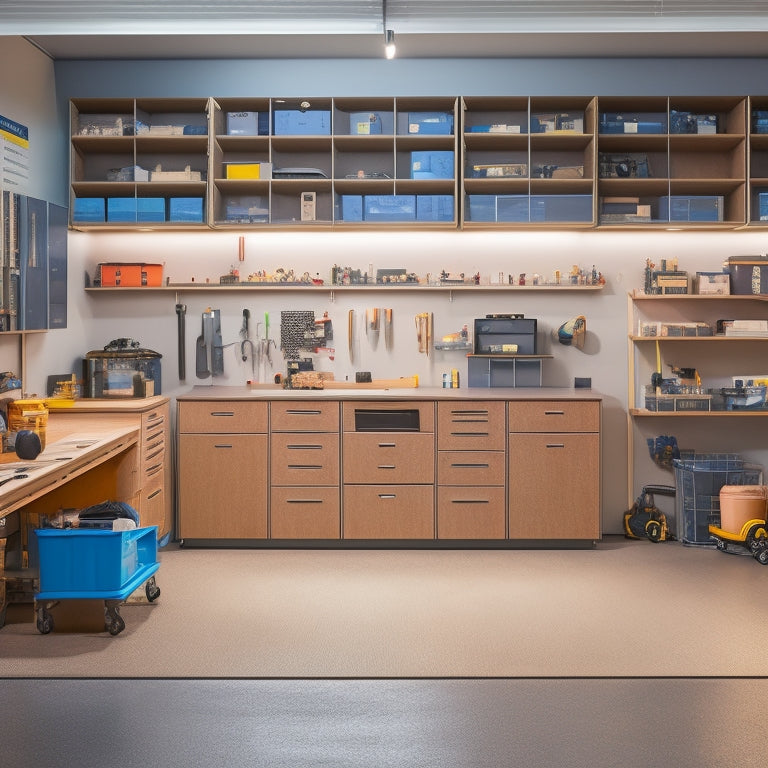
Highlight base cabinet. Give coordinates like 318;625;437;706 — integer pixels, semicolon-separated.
177;401;268;540
176;392;601;546
508;400;601;540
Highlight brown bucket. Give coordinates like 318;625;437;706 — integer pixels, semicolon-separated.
719;485;768;534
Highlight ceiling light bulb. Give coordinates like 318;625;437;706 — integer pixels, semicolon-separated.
385;29;396;59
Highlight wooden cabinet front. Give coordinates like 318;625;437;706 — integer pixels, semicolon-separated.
343;485;434;540
343;433;434;484
270;487;340;539
437;486;506;539
508;432;600;540
437;401;506;450
178;433;268;540
270;432;339;486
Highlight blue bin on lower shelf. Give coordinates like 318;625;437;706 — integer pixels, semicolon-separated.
34;526;159;601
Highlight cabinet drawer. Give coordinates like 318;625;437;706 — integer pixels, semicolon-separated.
437;450;505;486
437;486;506;539
508;400;599;433
271;432;339;485
270;401;340;432
343;485;434;539
139;477;165;532
343;432;434;484
178;400;268;433
437;401;506;450
342;401;434;433
270;487;340;539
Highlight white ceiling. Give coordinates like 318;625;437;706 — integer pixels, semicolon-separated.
6;0;768;59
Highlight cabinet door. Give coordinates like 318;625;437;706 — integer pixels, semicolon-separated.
508;400;599;432
508;433;600;540
178;433;267;539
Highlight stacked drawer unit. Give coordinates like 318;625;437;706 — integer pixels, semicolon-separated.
436;401;507;539
270;401;341;539
138;402;171;537
342;401;435;539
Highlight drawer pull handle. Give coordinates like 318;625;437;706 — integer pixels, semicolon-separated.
544;410;565;416
146;463;164;475
146;446;164;461
146;411;163;423
377;464;396;470
285;409;322;415
451;463;490;469
210;411;235;418
452;419;488;424
378;494;397;499
287;444;322;450
288;464;323;470
147;488;162;501
546;443;565;449
451;431;488;437
287;499;323;504
378;442;397;448
452;499;489;504
213;443;234;449
451;410;489;416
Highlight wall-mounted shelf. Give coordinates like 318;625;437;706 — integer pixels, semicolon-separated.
68;94;768;231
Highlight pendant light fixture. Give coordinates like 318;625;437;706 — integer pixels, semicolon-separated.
383;0;395;59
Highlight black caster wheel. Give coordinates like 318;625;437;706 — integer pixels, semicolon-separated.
715;538;727;552
145;576;161;603
756;548;768;566
36;608;54;635
105;605;125;636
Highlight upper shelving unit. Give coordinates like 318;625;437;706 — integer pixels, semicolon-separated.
68;94;768;232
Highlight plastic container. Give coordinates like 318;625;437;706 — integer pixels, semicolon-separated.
7;399;48;450
673;454;763;546
719;485;768;534
34;526;158;599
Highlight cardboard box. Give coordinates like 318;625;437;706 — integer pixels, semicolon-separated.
467;195;498;222
416;195;454;222
99;263;164;287
169;197;204;223
496;195;530;223
660;195;724;222
410;150;454;180
226;111;259;135
695;271;730;295
273;110;331;135
137;198;166;223
471;163;527;178
728;256;768;295
363;195;416;222
339;195;363;222
73;197;105;223
349;112;382;135
530;195;593;223
223;196;268;224
224;162;272;180
407;112;454;135
107;197;137;223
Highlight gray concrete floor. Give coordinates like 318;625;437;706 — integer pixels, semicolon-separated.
1;678;765;767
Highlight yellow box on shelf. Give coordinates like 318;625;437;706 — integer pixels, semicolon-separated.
225;163;271;180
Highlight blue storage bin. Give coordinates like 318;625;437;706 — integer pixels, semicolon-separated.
34;526;159;598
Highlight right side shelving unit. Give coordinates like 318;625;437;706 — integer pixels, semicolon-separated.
627;292;768;505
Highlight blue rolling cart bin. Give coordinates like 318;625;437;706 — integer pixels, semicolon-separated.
33;526;160;635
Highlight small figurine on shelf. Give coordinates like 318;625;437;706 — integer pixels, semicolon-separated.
518;273;526;286
473;272;480;285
